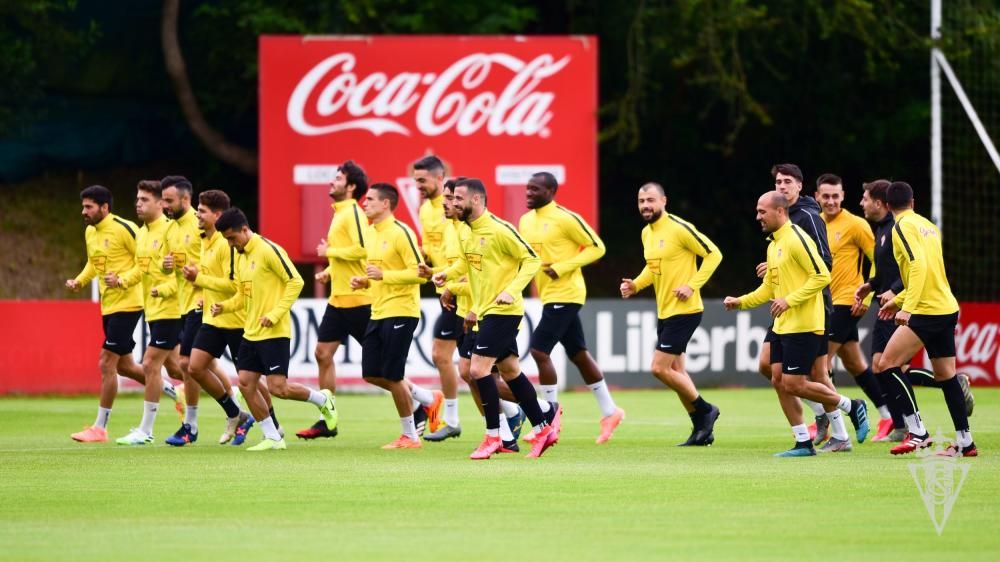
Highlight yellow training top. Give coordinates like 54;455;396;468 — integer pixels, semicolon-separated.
442;211;540;319
168;208;203;314
323;199;372;308
419;193;450;295
193;230;244;330
633;212;722;319
119;214;181;322
738;221;830;334
74;213;143;315
444;218;473;319
891;209;960;316
824;209;874;306
219;234;303;341
519;201;605;305
367;217;426;320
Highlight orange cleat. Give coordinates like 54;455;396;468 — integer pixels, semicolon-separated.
596;408;625;444
871;418;895;442
424;390;445;434
470;435;502;460
381;435;422;449
71;425;108;443
526;424;558;458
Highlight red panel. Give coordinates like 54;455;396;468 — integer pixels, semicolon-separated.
259;35;598;261
0;300;103;394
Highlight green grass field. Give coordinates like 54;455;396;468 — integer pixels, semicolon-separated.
1;388;996;561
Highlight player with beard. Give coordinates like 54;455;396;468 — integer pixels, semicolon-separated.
620;182;721;446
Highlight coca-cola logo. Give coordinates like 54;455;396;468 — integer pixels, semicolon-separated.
286;52;570;138
955;321;999;383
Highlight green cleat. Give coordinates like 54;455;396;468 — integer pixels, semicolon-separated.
319;389;339;431
247;438;287;451
774;441;816;457
116;428;154;446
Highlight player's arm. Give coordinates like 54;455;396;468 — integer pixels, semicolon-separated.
631;231;654;292
326;208;369;261
784;241;831;307
549;212;606;277
858;224;876;306
893;221;926;311
193;251;238;295
679;223;722;289
382;228;427;285
737;266;775;309
500;228;541;296
74;257;97;286
152;227;179;297
116;232;144;289
263;248;304;325
446;278;470;296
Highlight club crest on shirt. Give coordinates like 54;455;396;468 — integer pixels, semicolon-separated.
776;248;783;258
152;239;160;249
543;222;549;231
659;239;664;248
103;238;110;248
250;261;256;271
835;231;842;241
479;237;486;247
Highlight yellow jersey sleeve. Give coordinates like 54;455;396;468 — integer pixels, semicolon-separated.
674;217;722;290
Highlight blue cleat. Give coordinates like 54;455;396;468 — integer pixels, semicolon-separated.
231;414;255;446
165;423;198;447
774;441;817;457
507;407;526;442
848;399;870;443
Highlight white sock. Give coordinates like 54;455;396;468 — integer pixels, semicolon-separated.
827;410;849;440
306;389;326;407
537;398;552;413
486;427;500;438
444;398;459;428
400;416;418;440
184;405;199;433
837;395;852;413
410;384;435;407
499;413;514;441
411;398;421;413
587;380;618;417
540;384;559;402
500;400;520;418
791;424;810;443
95;407;112;429
877;405;891;420
162;380;177;400
140;401;159;436
956;430;973;447
904;413;927;435
803;399;826;417
260;416;281;440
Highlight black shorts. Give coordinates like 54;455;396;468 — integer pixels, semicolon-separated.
178;309;203;356
433;304;463;341
237;337;291;376
655;312;703;354
192;324;244;361
908;312;959;359
473;315;521;360
829;305;860;344
871;318;897;356
457;329;478;360
770;332;824;375
766;326;827;358
148;318;182;350
361;317;418;381
101;310;143;356
531;303;587;357
317;304;371;344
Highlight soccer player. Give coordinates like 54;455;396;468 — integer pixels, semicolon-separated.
815;174;893;436
412;155;452;435
725;191;867;457
874;182;977;457
67;185;163;442
434;178;560;460
179;189;254;445
107;180;183;445
520;172;625;444
297;160;370;440
619;182;721;446
349;183;428;449
212;208;335;451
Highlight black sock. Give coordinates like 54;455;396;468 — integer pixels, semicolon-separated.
854;368;886;408
506;373;546;427
269;406;280;429
876;371;906;428
941;376;970;432
474;376;501;431
881;367;918;417
691;395;711;415
216;395;240;418
907;367;942;388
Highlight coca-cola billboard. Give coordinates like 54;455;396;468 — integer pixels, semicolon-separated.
259;35;598;262
913;302;1000;386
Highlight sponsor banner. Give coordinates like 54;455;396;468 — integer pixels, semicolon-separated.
914;302;1000;386
259;35;598;261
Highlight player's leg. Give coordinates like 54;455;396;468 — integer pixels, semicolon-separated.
529;303;565;402
496;354;558;458
915;312;976;456
431;307;460;430
875;325;930;454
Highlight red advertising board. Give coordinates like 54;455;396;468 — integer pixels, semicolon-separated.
914;302;1000;386
259;35;598;262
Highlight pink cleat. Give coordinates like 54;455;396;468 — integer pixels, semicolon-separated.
470;435;502;460
596;408;625;444
71;425;108;443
